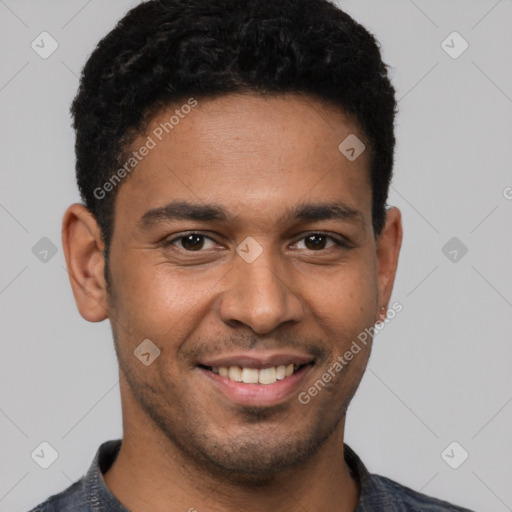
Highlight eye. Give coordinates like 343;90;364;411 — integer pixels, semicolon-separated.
165;232;218;251
293;233;348;251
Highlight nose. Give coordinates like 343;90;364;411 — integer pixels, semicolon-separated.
219;249;304;334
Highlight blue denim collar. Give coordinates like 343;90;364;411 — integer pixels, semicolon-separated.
84;440;129;512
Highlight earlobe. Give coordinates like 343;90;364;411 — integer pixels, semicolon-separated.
62;203;109;322
375;207;403;322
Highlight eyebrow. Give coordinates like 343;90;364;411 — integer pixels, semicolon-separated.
138;199;363;229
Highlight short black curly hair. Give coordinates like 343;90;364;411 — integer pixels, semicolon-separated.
71;0;397;259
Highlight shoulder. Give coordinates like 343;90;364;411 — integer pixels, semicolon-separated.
26;439;123;512
365;473;476;511
26;478;89;512
343;443;475;512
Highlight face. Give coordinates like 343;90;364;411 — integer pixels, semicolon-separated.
65;92;402;482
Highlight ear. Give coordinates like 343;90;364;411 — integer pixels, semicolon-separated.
375;207;403;322
62;203;109;322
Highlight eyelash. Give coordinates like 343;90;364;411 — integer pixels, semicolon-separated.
163;231;351;251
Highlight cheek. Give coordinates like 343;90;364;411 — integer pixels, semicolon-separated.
304;259;377;330
109;258;221;338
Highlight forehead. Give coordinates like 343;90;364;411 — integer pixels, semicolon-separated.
114;93;372;232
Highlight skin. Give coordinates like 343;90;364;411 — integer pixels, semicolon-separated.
62;92;402;512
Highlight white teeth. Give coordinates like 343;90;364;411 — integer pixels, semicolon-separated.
212;363;304;385
275;365;286;380
228;366;242;382
258;367;276;384
241;368;259;384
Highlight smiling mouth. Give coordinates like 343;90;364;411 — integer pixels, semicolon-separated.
198;363;313;385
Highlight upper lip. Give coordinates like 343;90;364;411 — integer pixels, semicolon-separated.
199;351;315;369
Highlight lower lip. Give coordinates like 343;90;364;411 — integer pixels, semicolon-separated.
198;364;313;407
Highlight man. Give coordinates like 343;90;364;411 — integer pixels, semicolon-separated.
30;0;475;510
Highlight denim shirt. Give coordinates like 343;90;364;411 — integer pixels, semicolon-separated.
28;439;475;512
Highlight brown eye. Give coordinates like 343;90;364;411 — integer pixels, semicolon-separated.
164;232;220;253
304;234;329;250
179;234;205;251
293;233;349;251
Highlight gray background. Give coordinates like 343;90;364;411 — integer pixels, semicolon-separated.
1;1;511;511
